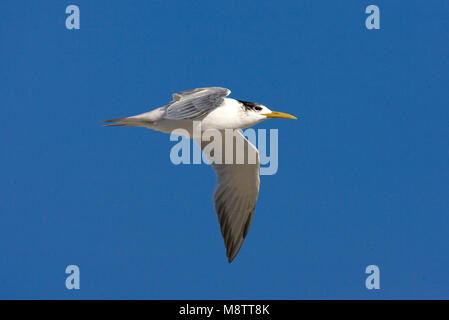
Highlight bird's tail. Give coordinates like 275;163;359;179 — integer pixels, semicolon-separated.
101;116;148;127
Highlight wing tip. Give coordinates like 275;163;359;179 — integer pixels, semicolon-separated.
227;252;237;263
225;238;245;264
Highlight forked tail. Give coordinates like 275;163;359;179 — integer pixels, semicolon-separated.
101;117;148;127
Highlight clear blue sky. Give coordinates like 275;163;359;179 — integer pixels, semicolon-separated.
1;0;448;299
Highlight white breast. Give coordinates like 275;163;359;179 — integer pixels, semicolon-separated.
201;98;255;130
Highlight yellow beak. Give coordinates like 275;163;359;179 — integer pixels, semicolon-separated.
264;111;297;119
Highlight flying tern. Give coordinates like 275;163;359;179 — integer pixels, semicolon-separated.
103;87;296;262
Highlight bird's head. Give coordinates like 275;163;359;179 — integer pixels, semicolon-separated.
238;100;297;126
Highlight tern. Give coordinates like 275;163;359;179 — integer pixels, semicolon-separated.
103;87;296;263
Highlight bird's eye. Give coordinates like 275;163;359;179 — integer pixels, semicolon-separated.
255;106;262;111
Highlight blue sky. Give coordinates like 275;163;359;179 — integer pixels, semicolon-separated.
1;0;448;299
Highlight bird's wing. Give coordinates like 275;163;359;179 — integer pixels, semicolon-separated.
165;87;231;120
200;130;260;263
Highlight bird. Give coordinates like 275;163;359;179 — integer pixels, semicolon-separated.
102;87;296;263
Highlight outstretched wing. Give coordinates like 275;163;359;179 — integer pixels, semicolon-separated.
200;130;260;263
165;87;231;120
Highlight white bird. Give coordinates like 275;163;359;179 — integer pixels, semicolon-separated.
103;87;296;263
